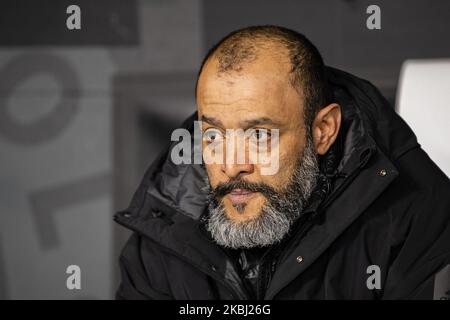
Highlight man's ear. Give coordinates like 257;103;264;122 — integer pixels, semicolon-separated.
311;103;341;155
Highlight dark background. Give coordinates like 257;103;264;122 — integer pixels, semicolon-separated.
0;0;449;299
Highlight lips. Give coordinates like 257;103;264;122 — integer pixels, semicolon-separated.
227;188;256;205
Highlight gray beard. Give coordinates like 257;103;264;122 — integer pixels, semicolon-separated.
205;135;319;249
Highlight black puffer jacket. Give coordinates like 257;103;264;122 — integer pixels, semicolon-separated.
114;67;450;300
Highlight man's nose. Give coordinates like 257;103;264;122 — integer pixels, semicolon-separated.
221;133;254;179
222;161;254;179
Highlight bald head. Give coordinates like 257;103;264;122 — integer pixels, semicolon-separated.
197;25;331;126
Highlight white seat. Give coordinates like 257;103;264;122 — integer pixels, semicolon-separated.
396;59;450;177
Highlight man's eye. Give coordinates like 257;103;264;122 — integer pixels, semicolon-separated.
249;129;270;141
203;129;223;143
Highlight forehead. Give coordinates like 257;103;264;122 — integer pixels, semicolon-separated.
197;56;303;124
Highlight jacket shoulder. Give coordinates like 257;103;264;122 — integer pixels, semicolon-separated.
382;146;450;299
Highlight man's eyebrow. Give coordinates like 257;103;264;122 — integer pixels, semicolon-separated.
200;115;281;129
201;115;278;129
240;117;280;128
201;115;224;128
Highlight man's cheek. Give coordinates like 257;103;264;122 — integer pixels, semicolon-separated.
275;152;296;179
259;149;279;176
205;165;220;186
256;129;280;176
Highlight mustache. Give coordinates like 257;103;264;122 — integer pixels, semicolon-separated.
211;179;278;200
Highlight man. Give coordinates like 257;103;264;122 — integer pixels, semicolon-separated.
115;26;450;299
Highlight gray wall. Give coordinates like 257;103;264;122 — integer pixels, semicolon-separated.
0;0;449;299
0;0;202;299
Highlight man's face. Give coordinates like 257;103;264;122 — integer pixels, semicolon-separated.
197;53;310;224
